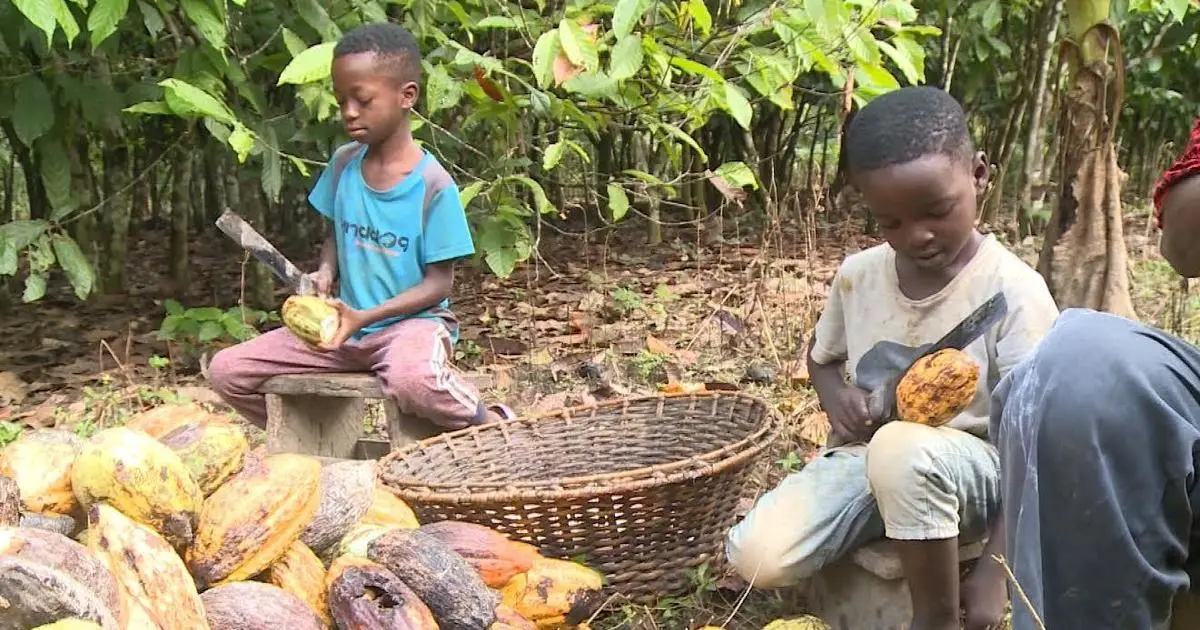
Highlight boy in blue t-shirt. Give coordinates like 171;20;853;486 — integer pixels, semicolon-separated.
210;22;512;431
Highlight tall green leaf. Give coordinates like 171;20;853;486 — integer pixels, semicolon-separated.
723;83;753;129
36;136;76;219
23;274;47;303
51;0;81;45
50;234;94;300
12;0;59;45
12;77;54;147
713;162;759;190
180;0;226;49
687;0;713;35
88;0;130;48
607;183;630;221
612;0;653;39
159;78;237;125
531;30;560;88
137;0;165;37
610;35;644;80
559;19;599;72
543;141;566;171
277;41;336;85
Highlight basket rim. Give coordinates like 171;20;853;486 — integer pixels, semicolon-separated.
381;392;776;492
376;391;785;503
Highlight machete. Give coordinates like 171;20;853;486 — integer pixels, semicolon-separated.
866;291;1008;424
214;209;315;296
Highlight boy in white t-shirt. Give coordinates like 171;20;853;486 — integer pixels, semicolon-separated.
725;87;1060;630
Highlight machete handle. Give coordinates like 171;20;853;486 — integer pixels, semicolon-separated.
866;384;892;426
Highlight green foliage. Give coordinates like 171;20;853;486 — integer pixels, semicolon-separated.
0;421;22;448
0;0;939;296
156;299;277;351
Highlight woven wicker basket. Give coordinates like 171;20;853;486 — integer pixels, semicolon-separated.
377;391;782;603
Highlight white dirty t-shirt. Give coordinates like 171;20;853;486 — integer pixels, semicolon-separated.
811;235;1060;444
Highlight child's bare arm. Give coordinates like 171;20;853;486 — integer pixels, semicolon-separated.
357;261;454;327
807;337;872;442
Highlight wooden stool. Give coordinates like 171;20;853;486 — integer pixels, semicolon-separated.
805;538;986;630
258;371;491;461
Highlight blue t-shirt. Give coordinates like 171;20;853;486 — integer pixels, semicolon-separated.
307;147;475;339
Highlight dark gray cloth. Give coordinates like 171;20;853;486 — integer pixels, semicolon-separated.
991;307;1200;630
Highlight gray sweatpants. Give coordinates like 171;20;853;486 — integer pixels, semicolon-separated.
991;308;1200;630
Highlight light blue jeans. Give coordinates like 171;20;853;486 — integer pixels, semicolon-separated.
725;421;1000;587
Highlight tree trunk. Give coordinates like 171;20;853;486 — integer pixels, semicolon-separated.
170;154;193;295
1017;0;1066;235
980;89;1029;226
1036;0;1135;318
99;145;132;295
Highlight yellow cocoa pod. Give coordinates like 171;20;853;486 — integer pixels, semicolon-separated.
499;557;605;629
762;616;832;630
158;422;248;497
282;295;340;346
335;523;400;560
0;428;82;515
124;403;227;439
359;486;420;529
70;427;203;549
86;503;210;630
186;453;321;589
895;348;980;427
264;540;332;628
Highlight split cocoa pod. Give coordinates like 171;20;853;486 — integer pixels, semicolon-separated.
895;348;980;427
282;295;340;346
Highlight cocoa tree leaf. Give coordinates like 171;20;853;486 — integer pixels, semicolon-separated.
543;141;566;171
723;83;753;129
609;35;644;80
712;161;759;190
50;234;94;300
686;0;712;36
179;0;226;50
0;221;51;252
280;27;307;56
11;0;59;45
12;77;54;147
876;39;919;85
227;123;255;163
36;136;76;219
607;183;630;222
612;0;652;39
425;64;462;113
22;273;47;303
137;0;165;37
159;78;236;125
295;0;340;40
558;19;598;72
259;126;282;203
460;180;486;209
87;0;130;48
51;0;81;45
506;175;554;214
277;41;336;86
123;101;172;115
531;30;560;88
